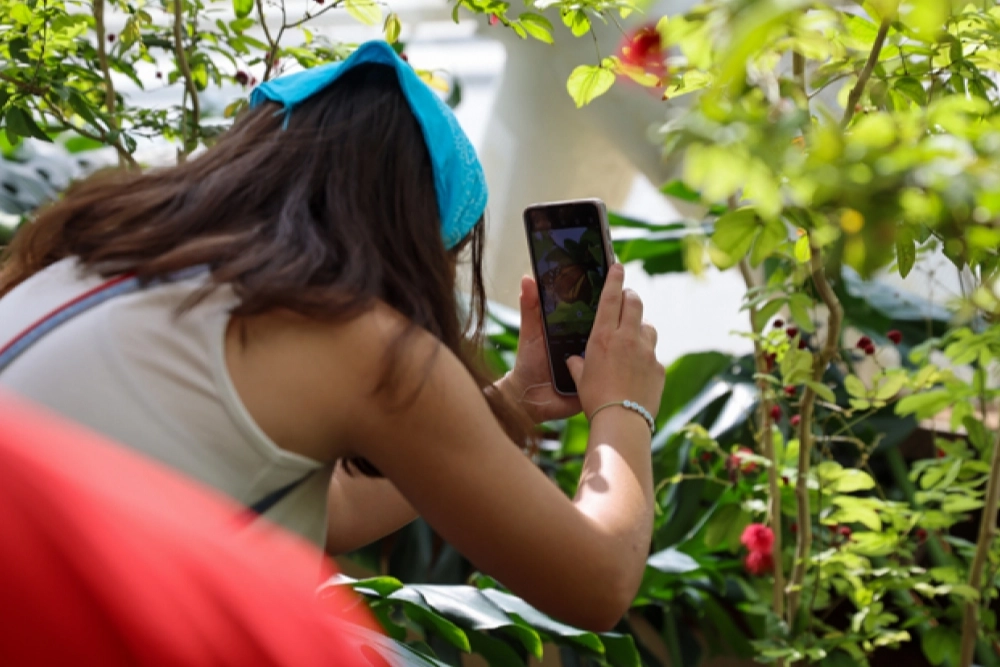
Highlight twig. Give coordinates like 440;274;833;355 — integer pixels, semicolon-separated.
93;0;132;167
841;20;890;127
0;71;48;96
959;418;1000;666
739;258;787;627
33;98;139;169
173;0;201;159
786;242;844;625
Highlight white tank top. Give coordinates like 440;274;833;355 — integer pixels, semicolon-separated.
0;258;331;547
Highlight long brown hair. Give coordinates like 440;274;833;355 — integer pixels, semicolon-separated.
0;63;533;474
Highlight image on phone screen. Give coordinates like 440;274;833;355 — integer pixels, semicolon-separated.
525;202;610;395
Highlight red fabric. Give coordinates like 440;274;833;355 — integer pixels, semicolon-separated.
0;392;377;666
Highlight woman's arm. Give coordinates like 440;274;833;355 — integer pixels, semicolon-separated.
325;273;582;556
325;468;416;555
325;265;662;631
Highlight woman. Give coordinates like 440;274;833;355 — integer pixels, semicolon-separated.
0;41;664;631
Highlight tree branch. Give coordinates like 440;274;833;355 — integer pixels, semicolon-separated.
959;420;1000;667
841;20;890;128
786;242;843;625
0;71;48;96
739;259;786;626
173;0;201;159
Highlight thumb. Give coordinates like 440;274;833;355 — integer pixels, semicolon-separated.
519;275;544;341
565;355;585;386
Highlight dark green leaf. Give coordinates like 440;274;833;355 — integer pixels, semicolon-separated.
660;179;702;202
4;107;50;142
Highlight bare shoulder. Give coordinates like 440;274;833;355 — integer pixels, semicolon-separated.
223;302;439;462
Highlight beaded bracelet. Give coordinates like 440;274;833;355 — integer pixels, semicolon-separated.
588;400;655;434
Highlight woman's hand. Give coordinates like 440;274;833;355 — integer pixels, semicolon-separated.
497;275;582;424
566;264;663;426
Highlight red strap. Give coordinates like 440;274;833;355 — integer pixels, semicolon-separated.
0;272;136;360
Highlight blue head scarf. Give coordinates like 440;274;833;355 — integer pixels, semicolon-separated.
249;40;488;250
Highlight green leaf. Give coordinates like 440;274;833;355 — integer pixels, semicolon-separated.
848;532;895;556
384;13;401;43
10;3;32;24
829;469;875;493
481;589;603;654
754;298;786;332
566;64;614;108
232;0;252;19
711;209;758;269
705;503;750;552
4;107;50;142
896;390;952;419
660;179;701;202
787;293;815;333
345;0;382;26
874;373;906;400
894;76;927;106
922;625;960;666
844;375;868;399
780;348;813;385
794;234;811;263
895;227;916;278
519;13;553;44
941;495;983;513
805;380;836;404
562;9;589;37
749;217;786;267
646;547;700;574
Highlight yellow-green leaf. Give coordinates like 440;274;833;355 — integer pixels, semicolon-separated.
805;380;836;404
232;0;252;19
10;3;32;23
844;375;868;398
519;13;553;44
794;234;812;263
710;208;759;269
384;13;401;43
749;217;787;267
346;0;382;27
566;64;614;108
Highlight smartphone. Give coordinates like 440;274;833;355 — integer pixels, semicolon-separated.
524;198;616;396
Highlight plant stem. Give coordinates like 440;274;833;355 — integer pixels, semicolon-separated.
173;0;200;160
739;259;786;622
793;51;806;95
959;421;1000;667
786;243;844;625
841;19;890;128
93;0;132;167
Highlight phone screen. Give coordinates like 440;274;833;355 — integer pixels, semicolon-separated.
524;200;612;395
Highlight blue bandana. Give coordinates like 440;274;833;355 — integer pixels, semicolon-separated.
249;40;487;250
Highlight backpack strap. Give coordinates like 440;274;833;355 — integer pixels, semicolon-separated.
0;264;307;514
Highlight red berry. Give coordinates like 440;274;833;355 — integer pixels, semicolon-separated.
838;525;852;540
770;404;782;421
784;385;796;398
155;71;163;79
773;319;784;329
782;475;790;486
791;414;801;427
744;550;774;576
488;14;499;25
699;451;713;463
798;339;808;349
790;522;798;533
314;0;324;4
763;352;776;372
235;71;249;86
786;327;799;338
400;53;409;62
936;448;946;458
916;528;928;542
887;329;903;345
862;343;875;355
856;336;873;350
107;33;115;43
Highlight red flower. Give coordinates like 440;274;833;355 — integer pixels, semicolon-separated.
790;414;801;427
618;25;666;76
916;528;928;542
769;404;782;421
783;385;796;398
887;329;903;345
741;523;775;553
488;14;499;26
744;550;774;576
728;446;758;474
